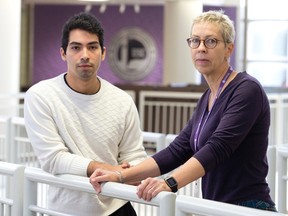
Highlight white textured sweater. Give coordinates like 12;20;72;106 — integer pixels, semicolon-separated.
24;73;147;215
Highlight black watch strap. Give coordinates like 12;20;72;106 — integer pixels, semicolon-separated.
164;176;178;193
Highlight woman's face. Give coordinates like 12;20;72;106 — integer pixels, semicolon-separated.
190;22;233;76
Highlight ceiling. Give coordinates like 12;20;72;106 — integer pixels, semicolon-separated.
22;0;166;5
22;0;238;6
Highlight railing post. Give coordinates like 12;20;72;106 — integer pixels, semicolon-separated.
23;168;38;216
5;117;12;163
101;182;176;216
0;162;25;216
266;145;276;202
175;195;288;216
143;131;166;152
11;164;25;216
157;192;176;216
278;146;288;213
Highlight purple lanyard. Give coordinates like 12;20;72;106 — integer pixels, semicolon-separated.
194;66;233;150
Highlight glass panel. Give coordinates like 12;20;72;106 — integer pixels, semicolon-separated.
247;21;288;60
247;62;287;87
248;0;288;20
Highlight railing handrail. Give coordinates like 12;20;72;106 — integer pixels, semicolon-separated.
277;145;288;213
139;90;203;99
10;116;25;125
0;93;25;99
0;161;25;216
0;161;25;175
24;167;176;216
175;195;288;216
278;145;288;157
143;131;166;151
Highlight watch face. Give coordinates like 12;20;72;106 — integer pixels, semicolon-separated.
165;177;178;193
167;177;177;186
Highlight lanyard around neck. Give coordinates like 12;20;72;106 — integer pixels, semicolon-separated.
194;66;233;151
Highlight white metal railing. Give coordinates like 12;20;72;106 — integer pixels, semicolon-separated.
7;117;39;167
139;91;202;134
0;93;25;117
267;145;277;203
280;94;288;144
23;167;176;216
165;133;202;198
0;116;10;161
124;90;136;102
134;131;166;215
267;93;281;146
175;195;288;216
1;161;286;216
142;131;166;153
0;92;287;146
0;161;25;216
165;133;177;148
0;90;287;215
278;145;288;214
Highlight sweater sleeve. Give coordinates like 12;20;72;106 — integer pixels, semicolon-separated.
194;79;270;172
152;114;196;175
117;97;148;166
24;86;91;176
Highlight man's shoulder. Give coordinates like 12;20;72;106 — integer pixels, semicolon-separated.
28;74;64;91
26;74;65;99
99;77;131;97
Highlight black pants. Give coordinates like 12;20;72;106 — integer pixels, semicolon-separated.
109;202;137;216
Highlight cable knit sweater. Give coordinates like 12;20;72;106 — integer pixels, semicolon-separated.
24;73;147;215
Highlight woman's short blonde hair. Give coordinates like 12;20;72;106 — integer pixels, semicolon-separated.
191;10;235;44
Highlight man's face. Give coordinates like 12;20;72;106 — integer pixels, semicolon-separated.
60;29;105;81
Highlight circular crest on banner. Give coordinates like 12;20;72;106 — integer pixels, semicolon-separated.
108;27;157;81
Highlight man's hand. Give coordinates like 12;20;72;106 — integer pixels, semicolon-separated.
89;169;119;193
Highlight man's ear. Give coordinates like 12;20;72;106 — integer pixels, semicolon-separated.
101;47;106;61
60;48;66;61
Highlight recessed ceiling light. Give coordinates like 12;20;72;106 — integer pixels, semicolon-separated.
79;0;108;2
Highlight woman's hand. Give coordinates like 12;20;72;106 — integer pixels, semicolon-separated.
136;177;171;201
87;161;130;177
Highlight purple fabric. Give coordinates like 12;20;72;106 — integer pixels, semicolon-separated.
152;72;274;205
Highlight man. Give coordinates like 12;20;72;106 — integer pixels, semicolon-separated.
24;12;147;216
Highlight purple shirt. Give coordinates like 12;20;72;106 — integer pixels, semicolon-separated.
152;72;274;204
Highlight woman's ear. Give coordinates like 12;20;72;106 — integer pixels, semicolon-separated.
226;43;234;58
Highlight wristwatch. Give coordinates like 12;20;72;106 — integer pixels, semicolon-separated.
164;176;178;193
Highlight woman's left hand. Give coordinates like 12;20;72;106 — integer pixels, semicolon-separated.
136;177;171;201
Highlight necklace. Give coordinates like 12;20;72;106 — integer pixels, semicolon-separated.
194;66;233;151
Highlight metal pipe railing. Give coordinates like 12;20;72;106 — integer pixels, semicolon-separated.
23;167;176;216
0;161;25;216
278;146;288;213
175;195;288;216
143;131;166;152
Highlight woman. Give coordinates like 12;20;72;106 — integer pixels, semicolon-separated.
90;10;276;212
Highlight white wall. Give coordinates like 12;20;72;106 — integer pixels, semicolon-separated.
0;0;22;115
163;0;203;85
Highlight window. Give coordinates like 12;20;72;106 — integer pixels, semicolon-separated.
245;0;288;87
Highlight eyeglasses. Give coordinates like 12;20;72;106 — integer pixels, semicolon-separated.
186;37;224;49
